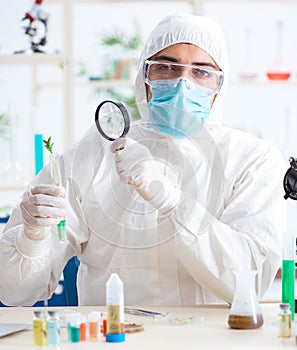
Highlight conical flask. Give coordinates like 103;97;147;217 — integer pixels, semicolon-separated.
228;270;264;329
238;26;257;80
266;20;291;80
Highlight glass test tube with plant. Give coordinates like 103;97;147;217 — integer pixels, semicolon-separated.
43;136;67;243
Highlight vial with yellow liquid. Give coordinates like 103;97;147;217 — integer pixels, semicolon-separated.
33;310;47;346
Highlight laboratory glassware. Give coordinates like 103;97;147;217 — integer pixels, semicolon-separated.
43;137;67;243
88;311;100;340
278;303;291;338
33;310;47;346
281;233;295;320
266;20;291;81
238;26;257;80
34;133;44;175
80;315;86;341
46;310;60;346
282;157;297;319
95;100;130;141
68;319;81;343
50;152;67;242
228;270;263;329
106;273;125;343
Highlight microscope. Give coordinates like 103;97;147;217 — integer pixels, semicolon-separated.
284;157;297;200
15;0;49;54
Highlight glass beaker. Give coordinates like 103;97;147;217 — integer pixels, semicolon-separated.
228;270;264;329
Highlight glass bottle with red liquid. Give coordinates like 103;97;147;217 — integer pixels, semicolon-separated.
266;20;291;81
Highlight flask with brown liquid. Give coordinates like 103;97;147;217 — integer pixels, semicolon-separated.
228;270;263;330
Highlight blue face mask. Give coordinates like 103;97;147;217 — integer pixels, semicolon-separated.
147;78;212;138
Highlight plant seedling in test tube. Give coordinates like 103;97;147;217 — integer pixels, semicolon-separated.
43;136;67;242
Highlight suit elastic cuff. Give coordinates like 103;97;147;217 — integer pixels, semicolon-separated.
15;229;49;258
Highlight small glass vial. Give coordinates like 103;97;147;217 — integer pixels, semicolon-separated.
68;315;81;343
80;315;86;341
278;303;291;338
33;310;47;346
88;311;100;340
101;311;107;340
47;310;60;346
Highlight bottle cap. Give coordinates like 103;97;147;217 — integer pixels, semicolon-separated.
34;310;45;316
106;333;125;343
48;310;58;317
280;303;291;310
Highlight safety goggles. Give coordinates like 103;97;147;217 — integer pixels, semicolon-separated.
144;60;224;93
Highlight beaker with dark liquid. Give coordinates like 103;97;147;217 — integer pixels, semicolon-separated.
228;270;264;330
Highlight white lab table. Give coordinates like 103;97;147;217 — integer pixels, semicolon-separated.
0;303;295;349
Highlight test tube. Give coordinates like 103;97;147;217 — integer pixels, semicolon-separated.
282;229;295;320
34;133;44;175
106;273;125;343
50;153;67;243
88;311;100;340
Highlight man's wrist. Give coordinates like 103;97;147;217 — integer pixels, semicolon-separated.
148;180;181;216
15;229;49;258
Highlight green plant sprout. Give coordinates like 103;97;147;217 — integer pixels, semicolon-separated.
100;25;142;50
43;136;54;153
43;136;67;243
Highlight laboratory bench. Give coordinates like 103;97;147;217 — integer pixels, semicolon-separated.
0;303;296;349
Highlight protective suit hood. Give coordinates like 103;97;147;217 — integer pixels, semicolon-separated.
135;13;229;125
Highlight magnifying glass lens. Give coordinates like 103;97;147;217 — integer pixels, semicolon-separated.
99;103;125;139
95;100;130;141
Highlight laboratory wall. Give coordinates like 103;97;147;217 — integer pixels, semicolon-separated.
1;0;297;228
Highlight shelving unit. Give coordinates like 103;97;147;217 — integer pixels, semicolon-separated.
0;53;67;102
0;183;27;191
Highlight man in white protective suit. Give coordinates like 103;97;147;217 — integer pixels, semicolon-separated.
0;13;286;306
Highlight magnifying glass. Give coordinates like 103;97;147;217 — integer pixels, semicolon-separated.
95;100;130;141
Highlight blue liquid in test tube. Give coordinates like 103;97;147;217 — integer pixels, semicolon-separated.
34;133;44;175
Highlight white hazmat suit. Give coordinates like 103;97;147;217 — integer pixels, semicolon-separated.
0;13;286;306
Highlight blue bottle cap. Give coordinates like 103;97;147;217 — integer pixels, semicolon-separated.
106;333;126;343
